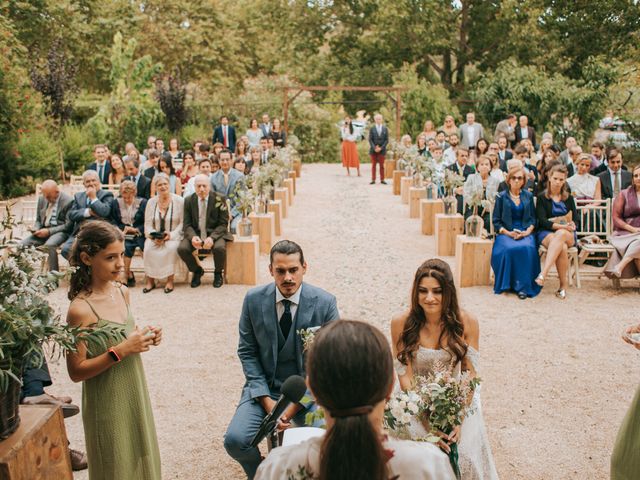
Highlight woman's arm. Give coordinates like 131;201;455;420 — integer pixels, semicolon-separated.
175;177;183;196
169;196;184;241
144;197;154;239
390;313;415;391
535;194;554;231
612;192;638;233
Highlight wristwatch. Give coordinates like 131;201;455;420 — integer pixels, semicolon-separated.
107;347;121;363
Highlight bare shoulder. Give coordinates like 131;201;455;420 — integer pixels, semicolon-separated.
118;283;131;303
67;298;95;328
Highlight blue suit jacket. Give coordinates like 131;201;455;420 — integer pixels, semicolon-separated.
368;125;389;155
212;125;237;152
210;169;245;218
87;162;111;184
237;282;339;404
492;189;536;233
67;190;115;234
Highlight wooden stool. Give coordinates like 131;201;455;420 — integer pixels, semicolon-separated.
293;159;302;177
0;405;72;480
288;171;297;194
421;199;444;235
267;200;283;236
283;178;294;206
384;159;396;179
392;170;404;195
409;187;426;218
455;235;493;287
274;188;288;218
226;235;259;285
435;214;464;256
249;212;276;254
400;177;412;204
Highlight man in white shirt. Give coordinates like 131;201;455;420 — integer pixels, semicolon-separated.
458;112;485;152
260;113;271;137
183;158;213;198
443;133;460;166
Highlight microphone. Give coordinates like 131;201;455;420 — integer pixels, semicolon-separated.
250;375;307;447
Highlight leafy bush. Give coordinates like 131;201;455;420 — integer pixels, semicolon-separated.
16;129;60;182
61;124;94;174
156;72;188;133
179;124;211;148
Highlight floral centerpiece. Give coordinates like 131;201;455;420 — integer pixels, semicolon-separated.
442;170;465;215
462;180;496;237
233;186;256;237
0;209;120;439
250;168;275;214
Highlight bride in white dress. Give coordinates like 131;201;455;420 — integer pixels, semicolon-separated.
390;259;499;480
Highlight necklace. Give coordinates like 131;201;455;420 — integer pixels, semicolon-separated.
93;283;116;302
509;191;520;200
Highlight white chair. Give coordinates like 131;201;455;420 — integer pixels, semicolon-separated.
281;427;325;447
575;199;616;284
70;174;84;186
103;184;120;196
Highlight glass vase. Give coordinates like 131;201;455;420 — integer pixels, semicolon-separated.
255;194;268;215
0;361;21;440
413;172;424;188
237;216;253;237
465;214;484;237
443;195;457;215
426;183;437;200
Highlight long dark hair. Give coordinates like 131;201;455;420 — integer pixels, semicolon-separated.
544;162;570;201
308;320;393;480
68;221;124;300
397;259;467;366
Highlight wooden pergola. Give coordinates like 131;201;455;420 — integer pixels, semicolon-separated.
282;85;407;140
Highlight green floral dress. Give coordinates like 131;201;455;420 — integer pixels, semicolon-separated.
82;296;161;480
611;384;640;480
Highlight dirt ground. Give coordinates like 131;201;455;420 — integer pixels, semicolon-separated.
44;162;640;480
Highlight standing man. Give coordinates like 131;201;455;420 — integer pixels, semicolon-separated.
514;115;537;149
213;115;237;152
123;156;151;199
87;144;111;185
259;113;271;138
20;180;73;271
368;113;388;185
459;112;485;156
178;174;232;288
224;240;339;479
211;150;245;233
259;137;272;166
494;114;517;143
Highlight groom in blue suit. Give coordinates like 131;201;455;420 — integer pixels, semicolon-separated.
224;240;339;478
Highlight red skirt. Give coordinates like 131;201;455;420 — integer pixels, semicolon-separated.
341;141;360;168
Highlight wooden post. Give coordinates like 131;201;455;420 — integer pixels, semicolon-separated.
409;187;426;218
393;170;404;195
267;200;283;236
400;177;412;204
293;159;302;178
384;158;396;179
454;235;494;287
226;235;259;285
420;199;444;235
283;178;294;206
288;171;297;194
274;188;288;218
249;212;276;254
435;214;464;256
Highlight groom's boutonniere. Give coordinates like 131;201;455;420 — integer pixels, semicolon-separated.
297;326;321;352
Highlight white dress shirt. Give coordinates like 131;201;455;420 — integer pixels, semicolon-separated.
275;284;302;322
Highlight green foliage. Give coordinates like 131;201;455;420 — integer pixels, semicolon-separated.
60;124;94;174
179;124;211;149
16;129;59;182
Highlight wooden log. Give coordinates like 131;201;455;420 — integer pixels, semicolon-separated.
267;200;283;236
225;235;259;285
274;188;288;218
435;214;464;256
409;187;427;218
455;235;494;287
392;170;404;195
420;199;444;235
249;212;276;254
400;177;412;204
288;171;297;195
384;159;396;179
283;178;294;206
0;405;72;480
293;159;302;177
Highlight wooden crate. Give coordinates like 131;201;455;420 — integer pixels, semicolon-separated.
455;235;494;287
226;235;259;285
293;159;302;178
267;200;283;236
288;171;297;195
283;179;294;206
435;214;464;256
409;187;426;219
384;159;396;179
249;212;276;254
400;177;412;204
0;405;72;480
392;170;404;195
274;188;288;218
421;199;444;235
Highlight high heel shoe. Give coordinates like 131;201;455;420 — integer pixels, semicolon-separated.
535;273;545;286
555;289;566;299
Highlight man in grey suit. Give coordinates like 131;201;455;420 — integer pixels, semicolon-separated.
459;112;485;153
494;114;516;143
224;240;339;479
210;150;245;233
20;180;73;271
259;113;271;138
368;113;388;184
61;170;114;259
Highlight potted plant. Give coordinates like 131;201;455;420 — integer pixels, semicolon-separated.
0;209;121;439
251;168;274;213
442;170;465;215
234;186;256;237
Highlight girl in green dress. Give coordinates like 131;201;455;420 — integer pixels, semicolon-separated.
611;324;640;480
66;221;162;480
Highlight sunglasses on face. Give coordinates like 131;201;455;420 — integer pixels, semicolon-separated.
511;176;524;181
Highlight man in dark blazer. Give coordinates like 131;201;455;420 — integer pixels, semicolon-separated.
598;150;632;200
497;136;513;171
178;174;232;288
212;115;237;152
447;148;475;214
123;156;151;199
60;170;114;259
514;115;536;149
259;113;271;138
20;180;73;271
224;240;339;478
368;113;389;184
87;144;111;184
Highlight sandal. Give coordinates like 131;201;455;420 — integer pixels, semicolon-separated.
142;282;156;294
164;286;174;294
555;289;566;299
534;273;545;286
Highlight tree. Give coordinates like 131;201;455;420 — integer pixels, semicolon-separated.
156;72;188;133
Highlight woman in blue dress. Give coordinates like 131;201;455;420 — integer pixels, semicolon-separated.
534;164;578;299
491;166;541;299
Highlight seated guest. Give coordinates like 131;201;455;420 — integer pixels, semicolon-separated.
233;157;247;175
435;130;449;150
111;180;147;287
256;321;454;480
123;156;151;199
447;148;474;214
198;142;211;162
598;148;632;200
177;150;198;185
20;180;73;271
143;150;160;179
123;142;146;165
269;117;286;148
491;167;541;299
497;135;513;171
151;156;182;196
535;148;559;195
142;135;156;158
155;138;165;154
212;142;224;159
567;153;602;201
605;164;640;279
61;170;114;259
488;152;505;182
108;154;126;185
87;144;111;184
247;147;260;174
259;136;272;165
211;150;245;233
235;136;250;162
183;157;214;198
225;240;340;479
178;174;232;288
167;138;182;163
463;155;500;234
589;141;607;172
535;164;578;299
143;173;184;293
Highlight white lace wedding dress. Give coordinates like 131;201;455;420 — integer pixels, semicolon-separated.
395;346;499;480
